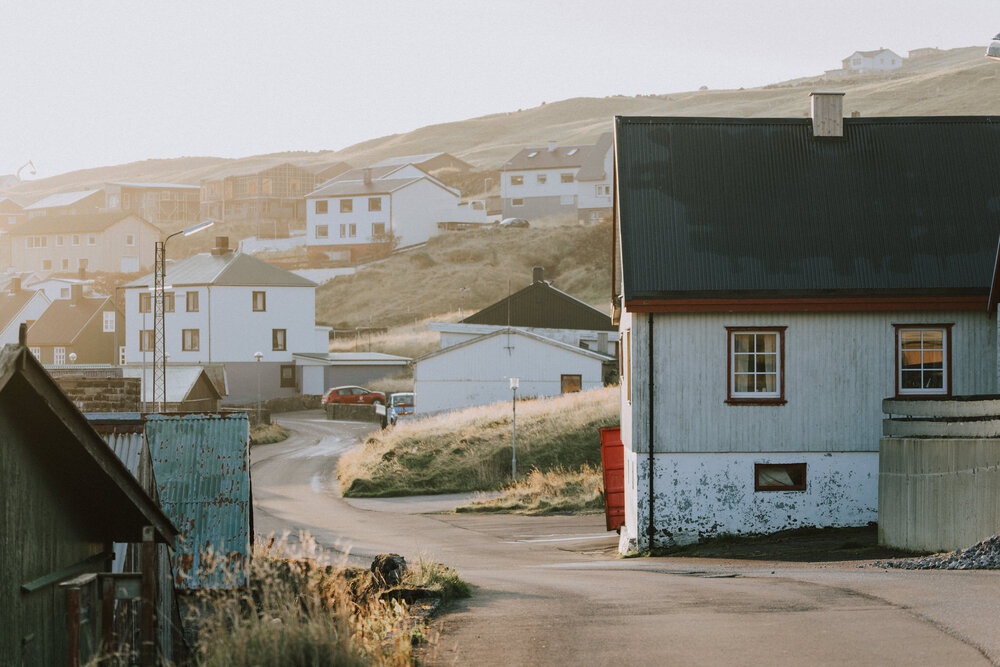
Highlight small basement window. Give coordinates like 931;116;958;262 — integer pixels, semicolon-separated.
754;463;806;491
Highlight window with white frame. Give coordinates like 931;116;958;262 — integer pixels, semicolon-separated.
139;292;152;313
537;174;547;184
139;329;154;352
510;175;524;186
252;291;266;312
512;198;524;207
54;347;66;364
372;222;385;237
368;197;381;212
186;291;199;312
895;324;951;396
315;200;328;214
316;224;328;239
272;328;287;351
727;327;785;404
29;346;40;359
560;172;574;183
103;311;115;332
340;199;353;213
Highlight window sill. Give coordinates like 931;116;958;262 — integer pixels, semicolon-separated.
725;398;787;406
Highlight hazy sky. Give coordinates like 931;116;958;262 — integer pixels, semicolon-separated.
2;1;997;179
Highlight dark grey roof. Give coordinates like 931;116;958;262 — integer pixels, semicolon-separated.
307;177;422;199
503;143;593;171
615;115;1000;302
126;251;316;288
27;296;111;345
463;279;615;331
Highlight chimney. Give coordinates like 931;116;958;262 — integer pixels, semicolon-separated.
363;168;372;185
18;322;26;346
211;236;232;256
532;266;546;284
810;92;845;138
547;141;558;153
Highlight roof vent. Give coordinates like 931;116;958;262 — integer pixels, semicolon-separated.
532;266;547;284
810;92;845;138
547;141;557;152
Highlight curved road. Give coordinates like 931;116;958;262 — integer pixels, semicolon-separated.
252;411;1000;666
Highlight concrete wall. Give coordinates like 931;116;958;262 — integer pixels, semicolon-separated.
879;437;1000;552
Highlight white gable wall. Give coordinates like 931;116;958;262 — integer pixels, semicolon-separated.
618;308;997;552
414;332;606;414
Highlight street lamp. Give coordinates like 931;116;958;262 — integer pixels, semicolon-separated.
153;219;215;411
254;351;263;424
510;377;519;480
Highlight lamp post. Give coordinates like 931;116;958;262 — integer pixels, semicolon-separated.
153;219;214;411
510;376;519;480
254;351;263;424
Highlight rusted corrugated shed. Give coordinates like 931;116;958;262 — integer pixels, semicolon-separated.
144;413;251;589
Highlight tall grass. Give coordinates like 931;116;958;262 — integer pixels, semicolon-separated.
190;534;438;667
338;386;618;497
458;465;605;515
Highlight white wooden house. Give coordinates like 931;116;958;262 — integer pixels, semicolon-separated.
842;48;903;73
0;278;50;346
122;237;329;403
500;133;613;222
612;95;1000;553
305;165;465;262
415;267;616;414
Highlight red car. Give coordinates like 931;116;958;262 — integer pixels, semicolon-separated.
321;385;386;406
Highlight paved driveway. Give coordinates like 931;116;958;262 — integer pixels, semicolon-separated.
252;411;1000;666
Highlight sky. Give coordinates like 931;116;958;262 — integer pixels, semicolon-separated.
2;0;997;179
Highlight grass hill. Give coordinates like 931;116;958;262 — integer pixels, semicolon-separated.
6;46;999;331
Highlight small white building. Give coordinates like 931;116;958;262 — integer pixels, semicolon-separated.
292;352;410;396
842;48;903;73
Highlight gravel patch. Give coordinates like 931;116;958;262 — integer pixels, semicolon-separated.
870;535;1000;570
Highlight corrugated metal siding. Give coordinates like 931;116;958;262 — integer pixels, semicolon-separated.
145;413;251;589
615;116;1000;300
628;310;997;454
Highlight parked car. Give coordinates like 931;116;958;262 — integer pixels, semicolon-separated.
386;392;414;426
498;217;529;228
321;385;386;405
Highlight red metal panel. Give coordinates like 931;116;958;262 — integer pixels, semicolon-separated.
599;426;625;532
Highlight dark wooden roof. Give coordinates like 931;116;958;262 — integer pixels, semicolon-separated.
615;115;1000;305
463;275;614;331
0;344;177;543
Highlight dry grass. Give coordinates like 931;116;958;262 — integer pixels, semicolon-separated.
458;465;605;515
250;422;289;445
337;386;618;497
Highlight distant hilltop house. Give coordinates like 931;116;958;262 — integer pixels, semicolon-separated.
24;189;103;219
305;160;485;263
368;152;473;177
500;132;613;223
841;48;903;74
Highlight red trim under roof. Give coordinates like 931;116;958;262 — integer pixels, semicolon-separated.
625;295;988;314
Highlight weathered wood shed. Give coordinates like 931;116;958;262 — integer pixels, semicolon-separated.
0;343;176;665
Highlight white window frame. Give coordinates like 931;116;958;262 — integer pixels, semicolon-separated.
103;311;115;332
54;347;66;364
727;327;786;404
896;324;951;396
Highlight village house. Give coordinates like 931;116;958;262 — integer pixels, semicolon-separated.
612;94;1000;554
500;132;613;222
104;181;200;226
25;286;123;365
7;211;162;273
122;236;329;403
415;267;617;414
305;164;468;262
0;343;176;665
0;277;50;346
23;189;104;218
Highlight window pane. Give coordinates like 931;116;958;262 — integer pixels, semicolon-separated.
734;374;753;393
733;334;753;353
733;354;755;373
757;334;776;353
757;353;777;373
757;374;776;393
901;370;922;389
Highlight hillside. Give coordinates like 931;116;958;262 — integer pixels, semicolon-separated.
6;46;999;331
6;46;997;202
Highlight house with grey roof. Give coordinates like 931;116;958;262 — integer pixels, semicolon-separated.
122;236;329;403
612;94;1000;553
501;132;613;222
24;189;104;218
842;48;903;73
305;164;469;262
7;211;161;273
416;267;617;414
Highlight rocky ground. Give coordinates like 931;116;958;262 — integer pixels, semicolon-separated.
870;535;1000;570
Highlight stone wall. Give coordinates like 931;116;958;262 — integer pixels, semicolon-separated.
55;376;141;413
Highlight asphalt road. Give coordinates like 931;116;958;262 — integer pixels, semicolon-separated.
252;411;1000;666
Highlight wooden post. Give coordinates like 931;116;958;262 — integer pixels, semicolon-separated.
66;586;81;667
140;526;155;666
100;575;115;659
